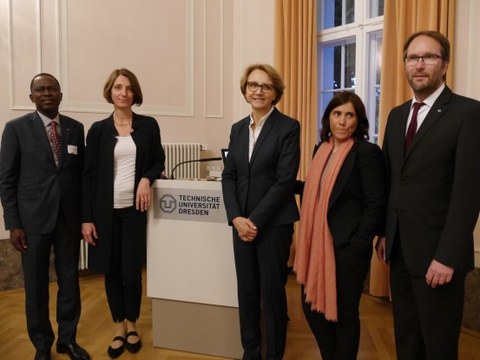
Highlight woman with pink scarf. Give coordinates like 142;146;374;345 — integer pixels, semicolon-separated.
294;92;386;360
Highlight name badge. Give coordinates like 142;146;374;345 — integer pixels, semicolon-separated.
67;145;78;155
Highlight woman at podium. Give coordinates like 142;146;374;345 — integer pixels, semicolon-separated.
81;68;165;358
222;64;300;360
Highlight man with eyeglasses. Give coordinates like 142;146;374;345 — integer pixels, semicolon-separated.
376;31;480;360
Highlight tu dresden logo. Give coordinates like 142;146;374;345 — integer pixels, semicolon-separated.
159;194;177;213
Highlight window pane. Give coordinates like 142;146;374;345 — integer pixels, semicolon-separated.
367;31;383;144
375;87;380;135
321;0;355;30
376;37;382;84
319;39;355;91
318;37;356;141
345;42;356;88
346;0;355;23
335;0;342;27
320;43;341;90
317;0;383;144
369;0;384;18
321;92;334;117
371;32;382;84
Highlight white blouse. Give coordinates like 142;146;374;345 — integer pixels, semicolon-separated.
113;136;136;209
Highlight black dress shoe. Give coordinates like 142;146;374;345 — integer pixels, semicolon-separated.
125;331;142;353
34;350;51;360
107;336;125;359
56;342;90;360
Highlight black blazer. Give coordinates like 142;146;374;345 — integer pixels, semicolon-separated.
319;140;386;254
383;86;480;276
222;108;300;228
0;112;84;235
82;113;165;273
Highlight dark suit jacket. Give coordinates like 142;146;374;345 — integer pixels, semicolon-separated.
383;86;480;276
320;140;386;254
81;113;165;274
222;108;300;228
0;112;84;235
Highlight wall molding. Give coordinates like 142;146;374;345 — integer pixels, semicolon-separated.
465;2;479;98
7;0;14;109
9;0;43;110
58;0;195;116
8;0;195;117
203;0;224;119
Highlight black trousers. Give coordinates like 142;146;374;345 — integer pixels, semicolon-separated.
233;224;293;360
22;206;81;351
390;237;465;360
105;207;145;323
301;243;371;360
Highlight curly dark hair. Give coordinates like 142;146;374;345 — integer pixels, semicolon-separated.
320;91;369;142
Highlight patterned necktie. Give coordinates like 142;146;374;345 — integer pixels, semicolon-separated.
405;102;425;152
49;120;61;162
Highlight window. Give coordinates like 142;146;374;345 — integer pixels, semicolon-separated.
317;0;384;143
320;0;355;30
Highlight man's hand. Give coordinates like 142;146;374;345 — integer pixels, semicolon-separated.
232;217;258;242
375;236;389;265
425;259;454;288
82;222;98;246
10;228;27;253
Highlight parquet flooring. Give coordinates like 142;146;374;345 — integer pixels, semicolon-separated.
1;272;479;359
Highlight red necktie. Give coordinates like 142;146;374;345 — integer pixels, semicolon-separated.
405;102;425;152
50;121;61;162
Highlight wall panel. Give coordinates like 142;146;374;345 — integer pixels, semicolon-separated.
58;0;194;115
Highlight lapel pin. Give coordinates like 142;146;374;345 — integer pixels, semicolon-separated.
437;109;442;113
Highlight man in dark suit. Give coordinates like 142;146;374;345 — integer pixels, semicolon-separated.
0;74;90;360
376;31;480;360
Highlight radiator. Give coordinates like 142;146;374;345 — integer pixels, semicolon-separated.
163;142;201;179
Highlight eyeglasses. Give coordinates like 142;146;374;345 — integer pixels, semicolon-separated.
405;54;444;65
247;82;274;93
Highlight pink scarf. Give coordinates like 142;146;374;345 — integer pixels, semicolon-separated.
294;136;354;321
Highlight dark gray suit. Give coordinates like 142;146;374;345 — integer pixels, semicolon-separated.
222;108;300;360
382;86;480;359
0;112;85;350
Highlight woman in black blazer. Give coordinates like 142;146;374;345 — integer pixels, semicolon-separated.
294;92;386;360
82;68;165;358
222;64;300;360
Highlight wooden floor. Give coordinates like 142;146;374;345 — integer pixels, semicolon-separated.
1;272;479;360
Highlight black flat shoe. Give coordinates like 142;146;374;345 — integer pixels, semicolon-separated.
56;342;90;360
107;336;125;359
125;331;142;353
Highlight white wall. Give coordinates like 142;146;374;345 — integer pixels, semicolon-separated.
2;0;476;264
0;0;275;239
454;0;480;267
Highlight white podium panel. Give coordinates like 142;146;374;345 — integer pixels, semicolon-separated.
147;179;242;359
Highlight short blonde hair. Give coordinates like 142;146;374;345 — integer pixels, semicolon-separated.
239;64;285;105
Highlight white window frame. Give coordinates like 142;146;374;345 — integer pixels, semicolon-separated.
318;0;384;142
